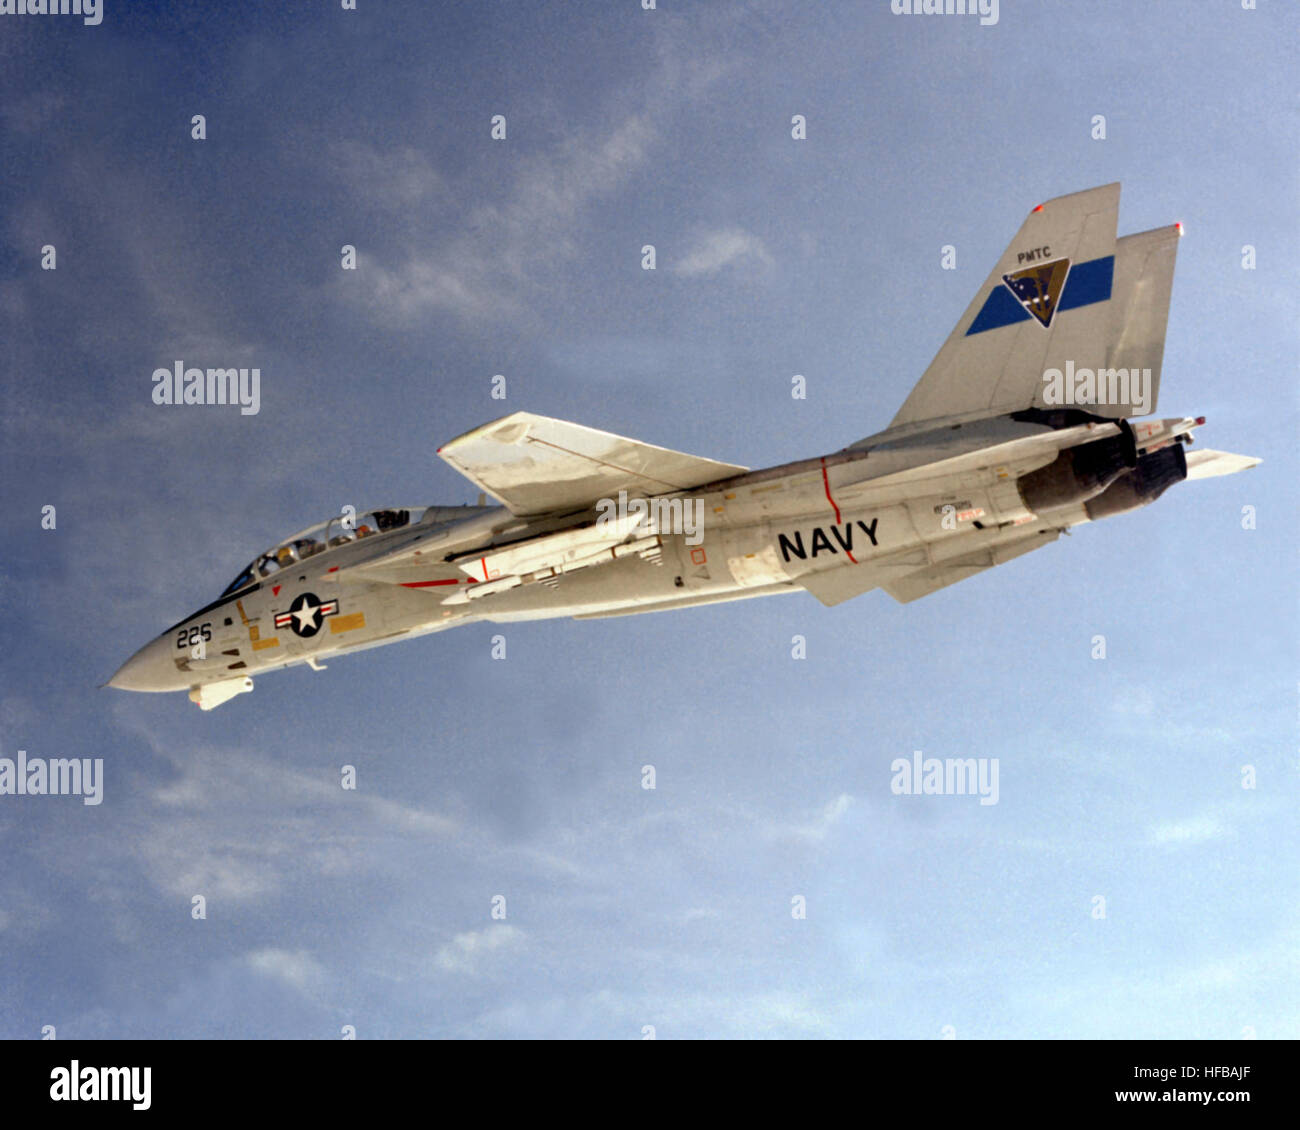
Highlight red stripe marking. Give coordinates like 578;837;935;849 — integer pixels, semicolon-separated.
400;579;461;588
820;456;857;564
820;457;841;524
480;557;489;581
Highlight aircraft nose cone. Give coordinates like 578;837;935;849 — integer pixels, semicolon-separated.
108;635;187;693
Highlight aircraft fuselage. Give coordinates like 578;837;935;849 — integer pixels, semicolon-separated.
109;412;1212;709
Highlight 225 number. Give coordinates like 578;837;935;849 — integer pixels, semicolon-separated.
175;622;213;649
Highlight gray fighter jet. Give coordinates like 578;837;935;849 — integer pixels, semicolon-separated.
110;183;1258;708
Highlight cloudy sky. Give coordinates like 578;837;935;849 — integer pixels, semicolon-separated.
1;1;1296;1039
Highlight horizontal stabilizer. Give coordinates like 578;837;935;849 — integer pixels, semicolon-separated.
881;530;1060;604
438;411;747;517
1184;449;1261;480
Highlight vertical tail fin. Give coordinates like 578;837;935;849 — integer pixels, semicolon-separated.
1105;223;1180;416
888;184;1174;428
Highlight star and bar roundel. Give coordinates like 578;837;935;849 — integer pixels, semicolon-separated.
274;592;340;638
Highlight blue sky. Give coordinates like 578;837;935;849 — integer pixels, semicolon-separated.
1;0;1296;1038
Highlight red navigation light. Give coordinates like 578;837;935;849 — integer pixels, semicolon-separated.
1175;222;1184;236
1032;204;1044;213
1194;416;1206;426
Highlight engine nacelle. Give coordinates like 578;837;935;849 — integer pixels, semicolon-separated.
1016;431;1137;514
1084;443;1188;520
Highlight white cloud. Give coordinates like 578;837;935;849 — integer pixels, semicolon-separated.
796;793;853;841
1148;814;1230;846
353;253;515;325
1111;684;1156;717
755;793;854;844
1016;923;1300;1037
466;987;834;1039
105;726;458;903
435;925;525;974
336;34;740;328
343;114;655;327
328;140;446;209
246;948;326;993
673;227;773;277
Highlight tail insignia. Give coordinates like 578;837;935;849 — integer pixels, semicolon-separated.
1001;257;1071;328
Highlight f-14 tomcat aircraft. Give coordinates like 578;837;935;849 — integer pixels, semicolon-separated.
111;184;1258;709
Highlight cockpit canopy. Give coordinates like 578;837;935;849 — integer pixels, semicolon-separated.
220;507;429;597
